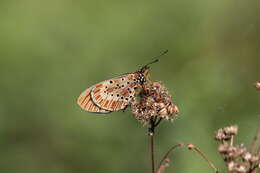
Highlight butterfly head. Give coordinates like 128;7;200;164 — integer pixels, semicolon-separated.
136;66;151;85
136;50;168;85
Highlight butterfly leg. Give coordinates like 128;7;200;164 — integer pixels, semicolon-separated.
122;105;128;112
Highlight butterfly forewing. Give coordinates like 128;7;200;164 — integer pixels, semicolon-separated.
77;87;111;113
91;73;140;111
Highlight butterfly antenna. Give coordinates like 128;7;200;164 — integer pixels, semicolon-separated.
143;49;168;68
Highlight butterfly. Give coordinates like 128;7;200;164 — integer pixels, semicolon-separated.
77;50;168;114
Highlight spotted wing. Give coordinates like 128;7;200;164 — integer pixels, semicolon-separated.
91;73;140;111
77;86;111;113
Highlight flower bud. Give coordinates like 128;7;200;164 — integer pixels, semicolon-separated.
255;81;260;90
167;105;179;114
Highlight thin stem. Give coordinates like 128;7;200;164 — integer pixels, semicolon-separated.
149;118;155;173
230;135;234;146
250;125;260;154
148;117;163;173
155;118;163;127
156;143;218;173
187;144;218;173
157;143;185;169
250;163;259;173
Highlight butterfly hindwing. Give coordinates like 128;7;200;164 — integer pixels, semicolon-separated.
77;86;111;113
91;73;140;111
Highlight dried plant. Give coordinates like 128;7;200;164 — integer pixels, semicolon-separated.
130;81;217;173
130;81;179;173
131;81;179;125
215;125;260;173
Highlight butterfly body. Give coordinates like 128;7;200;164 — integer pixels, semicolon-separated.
77;67;151;113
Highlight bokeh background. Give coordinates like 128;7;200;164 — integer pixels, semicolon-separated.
0;0;260;173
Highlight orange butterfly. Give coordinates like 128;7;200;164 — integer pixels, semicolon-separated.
77;50;168;113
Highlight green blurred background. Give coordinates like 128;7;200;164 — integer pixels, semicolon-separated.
0;0;260;172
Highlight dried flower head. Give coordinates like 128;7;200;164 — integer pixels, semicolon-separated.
255;81;260;91
215;125;260;173
218;144;246;159
215;125;238;141
227;161;249;173
131;81;179;124
242;152;259;163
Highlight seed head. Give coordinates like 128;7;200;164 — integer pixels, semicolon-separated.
131;81;179;124
215;125;260;173
218;144;246;158
227;161;249;173
215;125;238;141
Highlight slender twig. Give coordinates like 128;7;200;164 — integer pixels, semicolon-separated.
252;147;260;173
157;143;185;170
155;118;163;127
250;163;260;173
150;132;155;173
148;117;163;173
156;158;170;173
156;143;218;173
230;135;234;146
187;144;218;173
149;118;156;173
251;125;260;173
251;125;260;154
154;116;158;124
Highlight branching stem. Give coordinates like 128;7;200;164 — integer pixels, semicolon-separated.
156;143;218;173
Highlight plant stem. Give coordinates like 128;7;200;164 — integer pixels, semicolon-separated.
156;143;218;173
250;125;260;154
149;118;155;173
155;118;162;127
